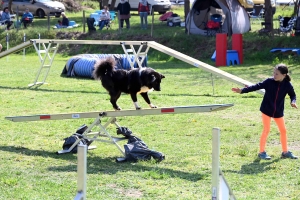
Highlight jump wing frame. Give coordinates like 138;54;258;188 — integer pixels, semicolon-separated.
5;104;234;155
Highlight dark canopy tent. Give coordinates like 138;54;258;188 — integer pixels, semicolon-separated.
186;0;251;35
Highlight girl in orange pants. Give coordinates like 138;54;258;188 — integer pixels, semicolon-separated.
232;63;298;160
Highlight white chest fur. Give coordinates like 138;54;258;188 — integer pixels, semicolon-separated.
137;86;152;94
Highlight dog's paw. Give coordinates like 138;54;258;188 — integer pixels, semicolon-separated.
149;104;157;109
133;102;141;110
114;107;122;111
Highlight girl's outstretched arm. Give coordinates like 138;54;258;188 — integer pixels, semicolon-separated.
232;87;242;93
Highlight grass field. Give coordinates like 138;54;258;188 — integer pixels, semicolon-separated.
0;4;300;200
0;52;300;199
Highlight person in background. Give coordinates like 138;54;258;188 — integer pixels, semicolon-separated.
1;7;13;30
138;0;150;29
98;6;111;30
0;44;2;52
21;8;33;28
56;12;69;28
232;63;298;160
117;0;131;29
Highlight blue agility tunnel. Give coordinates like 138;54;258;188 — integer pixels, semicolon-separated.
62;54;148;78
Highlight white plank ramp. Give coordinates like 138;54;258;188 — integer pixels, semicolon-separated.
5;104;233;122
148;41;264;95
0;41;32;59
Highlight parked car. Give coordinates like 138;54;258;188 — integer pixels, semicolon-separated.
239;0;276;15
170;0;184;5
1;0;65;18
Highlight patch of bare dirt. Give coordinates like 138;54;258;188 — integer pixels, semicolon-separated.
107;183;143;198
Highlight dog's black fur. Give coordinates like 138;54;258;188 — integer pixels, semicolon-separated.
93;57;165;110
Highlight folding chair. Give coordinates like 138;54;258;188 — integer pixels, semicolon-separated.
295;17;300;36
89;13;100;26
0;11;5;28
21;19;33;28
0;19;6;29
104;11;116;29
248;5;264;23
0;11;13;30
278;16;297;36
91;11;113;30
99;19;111;30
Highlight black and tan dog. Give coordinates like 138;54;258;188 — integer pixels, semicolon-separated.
93;57;165;110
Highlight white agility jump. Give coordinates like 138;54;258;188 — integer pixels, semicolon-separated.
0;39;264;94
5;104;235;199
74;128;236;200
5;104;233;122
212;128;236;200
5;104;233;155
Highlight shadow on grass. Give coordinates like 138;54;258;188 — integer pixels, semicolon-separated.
225;157;281;175
239;157;281;174
0;85;105;94
0;85;251;98
0;145;207;182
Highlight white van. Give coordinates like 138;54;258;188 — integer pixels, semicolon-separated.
109;0;171;14
276;0;294;5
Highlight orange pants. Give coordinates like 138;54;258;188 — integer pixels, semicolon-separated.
260;112;288;153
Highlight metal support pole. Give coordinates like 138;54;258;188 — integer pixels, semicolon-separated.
74;144;87;200
151;5;154;37
23;33;26;58
211;128;236;200
47;15;50;31
83;10;85;33
188;12;191;35
6;33;9;62
211;73;215;95
118;10;121;34
38;33;41;51
16;6;19;31
212;127;220;200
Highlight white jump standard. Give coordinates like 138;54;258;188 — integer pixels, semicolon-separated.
74;128;237;200
5;104;233;155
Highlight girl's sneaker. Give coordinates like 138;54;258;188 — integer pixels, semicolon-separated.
258;151;271;160
281;151;298;159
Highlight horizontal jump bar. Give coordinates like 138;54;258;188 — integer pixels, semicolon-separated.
5;104;233;122
30;39;151;45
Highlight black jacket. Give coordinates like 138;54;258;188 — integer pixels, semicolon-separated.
62;17;69;26
117;2;131;15
241;78;296;118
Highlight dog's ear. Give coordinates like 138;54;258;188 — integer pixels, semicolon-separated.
153;72;165;80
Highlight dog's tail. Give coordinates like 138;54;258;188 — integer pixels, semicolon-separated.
93;57;116;80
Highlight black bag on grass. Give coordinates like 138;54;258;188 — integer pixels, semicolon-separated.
116;127;165;162
62;124;90;154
